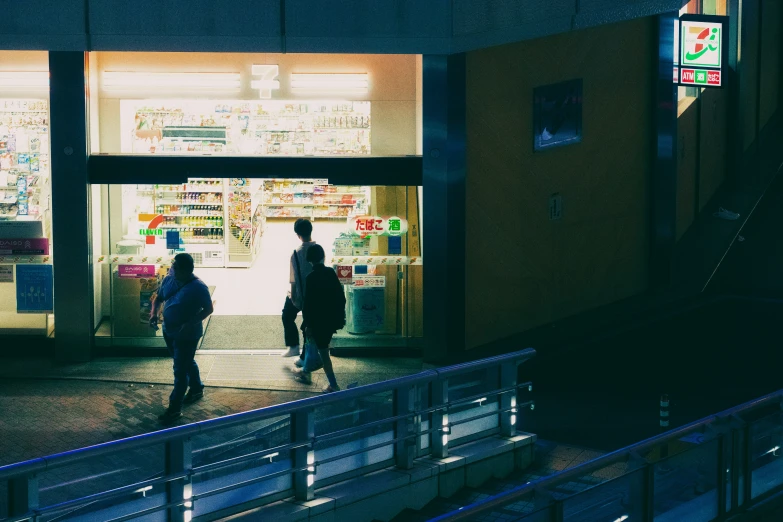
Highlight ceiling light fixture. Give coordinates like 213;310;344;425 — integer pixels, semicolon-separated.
290;73;369;94
103;72;241;91
0;72;50;89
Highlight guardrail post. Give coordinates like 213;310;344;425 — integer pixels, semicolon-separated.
742;423;752;507
8;474;38;518
292;408;315;501
500;361;517;438
394;384;416;469
730;421;743;511
431;379;449;459
166;438;192;522
717;433;728;517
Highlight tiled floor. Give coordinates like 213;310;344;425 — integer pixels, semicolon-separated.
0;353;426;467
0;378;310;467
0;352;427;393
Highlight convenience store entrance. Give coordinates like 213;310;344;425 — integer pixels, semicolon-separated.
94;178;423;352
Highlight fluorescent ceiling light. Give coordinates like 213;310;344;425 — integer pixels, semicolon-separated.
291;73;369;93
0;72;49;88
103;72;241;90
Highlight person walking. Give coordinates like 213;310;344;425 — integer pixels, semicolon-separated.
150;253;214;424
281;218;317;362
293;244;346;393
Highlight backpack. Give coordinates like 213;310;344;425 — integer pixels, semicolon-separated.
331;272;347;331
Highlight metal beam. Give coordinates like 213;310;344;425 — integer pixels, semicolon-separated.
422;54;466;363
49;51;93;362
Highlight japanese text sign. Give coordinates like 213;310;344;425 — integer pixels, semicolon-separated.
677;15;729;88
349;216;408;237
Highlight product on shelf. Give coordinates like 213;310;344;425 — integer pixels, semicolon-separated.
0;100;50;226
260;179;369;219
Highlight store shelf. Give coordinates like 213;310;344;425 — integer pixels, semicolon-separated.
0;109;48;114
160;225;221;229
182;239;223;244
159;213;223;217
156;200;224;205
263;203;357;207
266;191;366;195
156;190;223;194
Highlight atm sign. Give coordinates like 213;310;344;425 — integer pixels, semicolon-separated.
681;68;721;86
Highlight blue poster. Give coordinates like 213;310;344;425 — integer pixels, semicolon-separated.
388;236;402;255
16;264;53;313
166;230;180;250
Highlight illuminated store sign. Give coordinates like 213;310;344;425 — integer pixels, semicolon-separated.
250;65;280;99
677;15;729;88
105;67;367;97
350;216;408;237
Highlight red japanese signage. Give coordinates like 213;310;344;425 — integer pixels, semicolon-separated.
349;216;408;237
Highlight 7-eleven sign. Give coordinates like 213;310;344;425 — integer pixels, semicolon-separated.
139;214;164;245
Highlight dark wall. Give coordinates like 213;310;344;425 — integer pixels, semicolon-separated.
464;18;655;349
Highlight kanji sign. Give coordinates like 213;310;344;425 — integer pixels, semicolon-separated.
349;216;408;237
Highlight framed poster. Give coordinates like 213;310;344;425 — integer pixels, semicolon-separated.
0;266;13;283
533;79;583;151
16;264;53;313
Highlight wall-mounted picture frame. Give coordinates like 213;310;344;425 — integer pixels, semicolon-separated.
533;79;583;152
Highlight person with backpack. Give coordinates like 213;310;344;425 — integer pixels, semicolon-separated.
149;253;214;424
281;218;317;366
293;244;346;393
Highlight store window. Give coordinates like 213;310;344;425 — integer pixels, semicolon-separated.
0;51;54;337
90;52;420;158
92;179;423;349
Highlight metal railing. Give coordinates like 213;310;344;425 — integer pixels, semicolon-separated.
0;348;536;522
432;389;783;522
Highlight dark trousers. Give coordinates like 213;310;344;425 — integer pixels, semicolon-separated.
164;332;203;410
282;296;303;348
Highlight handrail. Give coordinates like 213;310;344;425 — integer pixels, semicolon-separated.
430;388;783;521
0;348;537;522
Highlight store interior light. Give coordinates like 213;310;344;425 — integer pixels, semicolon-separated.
0;72;49;89
103;72;241;91
290;73;369;94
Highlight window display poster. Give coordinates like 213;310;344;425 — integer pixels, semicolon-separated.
0;266;13;283
139;277;158;324
348;286;385;333
337;266;353;284
333;238;353;256
16;264;53;313
388;236;402;255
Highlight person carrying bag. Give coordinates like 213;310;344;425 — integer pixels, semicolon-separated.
292;244;346;393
